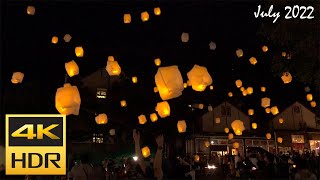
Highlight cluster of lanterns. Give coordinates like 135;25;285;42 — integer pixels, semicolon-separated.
305;88;317;108
123;7;161;24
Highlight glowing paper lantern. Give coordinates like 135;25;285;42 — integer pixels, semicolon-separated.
154;58;161;66
261;97;271;108
242;90;248;96
154;7;161;15
150;113;158;122
248;109;254;116
198;104;204;109
251;123;257;129
262;45;268;52
235;80;242;88
184;83;188;88
154;87;159;93
279;118;284;124
123;14;131;24
109;129;115;136
63;34;72;42
271;106;279;115
106;60;121;76
51;36;58;44
282;52;287;57
311;101;316;107
141;11;149;22
209;42;216;50
261;87;266;92
247;87;253;95
210;85;213;90
281;72;292;84
304;86;310;92
215;117;221;124
277;137;283;143
177;120;187;133
155;101;170;118
187;80;192;86
65;60;79;77
306;94;313;101
138;115;147;125
240;87;245;92
11;72;24;84
75;46;84;57
55;83;81;115
266;133;272;139
132;76;138;83
27;6;35;15
233;142;240;149
181;32;189;43
95;113;108;124
204;141;210;148
228;133;234;140
120;100;127;107
155;66;184;100
249;57;257;65
231;120;245;136
208;105;213;112
228;92;233;97
236;49;243;58
187;65;213;92
108;56;115;61
194;155;200;162
141;146;151;158
265;108;271;114
224;128;229;133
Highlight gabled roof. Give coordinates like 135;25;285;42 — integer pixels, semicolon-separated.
272;101;315;121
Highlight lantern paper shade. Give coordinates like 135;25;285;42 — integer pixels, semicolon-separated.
155;101;170;118
271;106;279;115
204;141;210;148
11;72;24;84
27;6;35;15
233;142;240;149
106;60;121;76
262;46;268;52
198;104;204;109
251;123;257;129
184;83;188;88
141;11;149;22
109;129;115;136
231;120;245;136
155;66;184;100
108;56;115;61
187;64;213;92
311;101;316;107
194;155;200;162
248;109;254;116
209;42;216;50
75;46;84;57
228;92;233;97
304;86;310;92
154;58;161;66
224;128;229;133
281;72;292;84
261;87;266;92
208;105;213;112
282;52;287;57
138;115;147;125
215;117;221;124
277;137;283;143
235;80;242;88
265;108;271;114
228;133;234;140
261;97;271;108
132;76;138;83
249;57;257;65
154;7;161;15
95;113;108;124
63;34;72;42
279;118;284;124
306;94;313;101
55;83;81;115
242;90;248;96
247;87;253;95
210;85;213;90
65;60;79;77
177;120;187;133
236;49;243;58
150;113;158;122
240;87;245;92
154;87;159;93
266;133;272;139
120;100;127;107
123;14;131;23
141;146;151;158
181;32;189;42
51;36;58;44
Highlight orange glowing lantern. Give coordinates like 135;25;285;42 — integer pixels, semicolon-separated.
155;101;170;118
95;113;108;124
177;120;187;133
141;146;151;158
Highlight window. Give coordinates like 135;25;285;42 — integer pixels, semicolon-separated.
93;133;104;143
96;88;107;99
221;105;231;116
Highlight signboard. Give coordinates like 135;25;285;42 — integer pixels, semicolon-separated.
292;135;304;143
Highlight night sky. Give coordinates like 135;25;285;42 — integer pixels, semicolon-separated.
1;0;314;143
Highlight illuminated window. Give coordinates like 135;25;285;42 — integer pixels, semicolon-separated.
96;88;107;99
93;133;104;143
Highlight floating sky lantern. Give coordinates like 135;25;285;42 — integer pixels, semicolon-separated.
204;141;210;148
120;100;127;107
233;142;240;149
261;86;266;92
224;128;229;133
109;129;115;136
154;87;159;93
236;49;243;58
132;76;138;83
155;65;184;100
63;34;72;42
265;108;271;114
261;97;271;108
181;32;189;42
247;87;253;95
210;85;213;90
108;56;115;61
271;106;279;115
194;155;200;162
198;104;204;109
154;7;161;15
187;80;192;86
187;65;212;92
27;6;35;15
65;60;79;77
177;120;187;133
281;72;292;84
75;46;84;57
141;11;149;22
95;113;108;124
209;41;216;50
235;79;242;88
279;118;284;124
228;133;234;140
248;109;254;116
228;92;233;97
154;58;161;66
266;133;272;139
262;45;268;52
242;90;248;96
251;123;257;129
183;83;188;88
306;94;313;101
215;117;221;124
141;146;151;158
277;137;283;143
55;83;81;115
311;101;316;107
51;36;58;44
240;87;245;92
106;60;121;76
231;120;245;135
138;115;147;125
282;52;287;57
11;72;24;84
150;113;158;122
155;101;170;118
249;57;257;65
123;14;131;24
208;105;213;112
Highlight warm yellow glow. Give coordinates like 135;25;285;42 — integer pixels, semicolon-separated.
266;133;272;139
248;109;254;116
187;65;212;92
177;120;187;133
132;76;138;83
233;142;240;149
51;36;58;44
75;46;84;57
311;101;316;107
249;57;257;65
261;86;266;92
194;155;200;162
106;60;121;76
236;49;243;58
281;72;292;84
282;52;287;57
204;141;210;148
247;87;253;95
120;100;127;107
271;106;279;115
277;137;283;143
198;104;204;109
262;45;268;52
154;58;161;66
183;83;187;88
306;94;313;101
65;60;79;77
95;113;108;124
209;85;214;90
156;101;170;118
55;83;81;116
108;56;115;61
224;128;229;133
11;72;24;84
150;113;158;122
63;34;72;42
141;146;151;158
228;133;234;140
235;79;242;88
228;92;233;97
181;32;189;42
27;6;35;15
215;117;220;124
279;118;284;124
231;120;245;136
240;87;245;92
154;87;159;93
123;14;131;24
242;90;248;96
187;80;192;86
261;97;271;108
265;108;271;114
154;7;161;15
141;11;149;22
251;123;257;129
138;115;147;125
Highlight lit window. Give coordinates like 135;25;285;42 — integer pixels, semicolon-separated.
93;133;104;143
96;88;107;99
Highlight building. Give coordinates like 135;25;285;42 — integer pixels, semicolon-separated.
271;102;320;154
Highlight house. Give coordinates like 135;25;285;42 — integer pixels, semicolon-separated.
271;102;320;154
